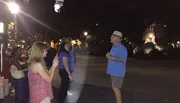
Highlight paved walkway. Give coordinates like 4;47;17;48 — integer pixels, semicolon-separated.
5;84;176;103
3;55;180;103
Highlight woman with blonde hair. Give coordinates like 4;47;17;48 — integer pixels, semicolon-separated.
27;42;58;103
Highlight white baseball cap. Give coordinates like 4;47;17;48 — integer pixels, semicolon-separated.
113;31;123;37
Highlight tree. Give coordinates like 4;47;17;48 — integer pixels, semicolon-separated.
154;23;167;45
143;21;167;46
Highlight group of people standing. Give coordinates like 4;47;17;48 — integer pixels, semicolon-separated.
0;37;75;103
28;37;75;103
0;30;127;103
0;46;29;103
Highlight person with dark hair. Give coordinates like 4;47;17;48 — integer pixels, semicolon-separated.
66;37;75;72
10;47;28;103
44;46;57;69
58;42;72;103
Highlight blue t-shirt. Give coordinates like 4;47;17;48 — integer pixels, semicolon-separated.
68;49;74;72
107;43;127;78
58;52;72;71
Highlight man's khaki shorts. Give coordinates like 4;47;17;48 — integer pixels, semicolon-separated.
111;76;123;88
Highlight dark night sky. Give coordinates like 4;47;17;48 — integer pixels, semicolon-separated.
16;0;180;44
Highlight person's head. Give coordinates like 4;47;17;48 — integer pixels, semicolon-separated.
59;42;70;54
111;31;123;44
55;43;60;50
62;37;72;46
11;47;22;58
27;41;48;66
66;37;73;50
61;37;68;42
66;37;72;44
44;42;51;49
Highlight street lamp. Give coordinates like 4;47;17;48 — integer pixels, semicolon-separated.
84;31;88;36
0;22;4;34
7;2;20;45
54;0;64;13
8;2;20;14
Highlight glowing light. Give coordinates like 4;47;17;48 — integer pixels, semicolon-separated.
54;4;61;13
7;43;10;48
71;40;76;44
0;22;4;33
8;2;20;14
54;0;64;13
84;32;88;36
145;32;156;44
155;45;163;51
21;40;25;43
76;39;82;46
149;33;154;38
67;91;73;96
11;22;14;25
51;40;55;48
144;48;152;54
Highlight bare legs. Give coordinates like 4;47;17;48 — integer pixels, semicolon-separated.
112;87;122;103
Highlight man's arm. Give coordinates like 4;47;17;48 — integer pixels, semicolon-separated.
106;49;127;63
108;56;123;62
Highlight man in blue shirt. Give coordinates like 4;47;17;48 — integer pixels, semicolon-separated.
106;31;127;103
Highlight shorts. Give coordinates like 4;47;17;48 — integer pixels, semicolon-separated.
111;76;123;88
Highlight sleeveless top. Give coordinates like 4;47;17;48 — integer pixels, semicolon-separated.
10;60;26;79
28;71;53;103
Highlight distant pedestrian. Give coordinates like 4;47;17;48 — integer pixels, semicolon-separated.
106;31;127;103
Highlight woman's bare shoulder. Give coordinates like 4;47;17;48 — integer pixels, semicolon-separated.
28;62;44;72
